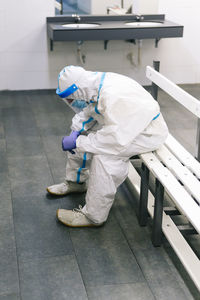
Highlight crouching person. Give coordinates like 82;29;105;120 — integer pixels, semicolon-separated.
47;66;168;227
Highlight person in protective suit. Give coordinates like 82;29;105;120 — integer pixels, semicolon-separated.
47;66;169;227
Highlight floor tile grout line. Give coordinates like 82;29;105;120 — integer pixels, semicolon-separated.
27;92;75;183
3;103;23;300
0;292;19;298
114;184;197;299
3;93;62;300
112;207;157;300
27;94;56;185
5;93;61;300
28;93;90;299
83;280;157;288
18;252;82;264
68;228;90;300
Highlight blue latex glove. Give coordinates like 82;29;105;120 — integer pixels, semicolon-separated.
62;131;80;153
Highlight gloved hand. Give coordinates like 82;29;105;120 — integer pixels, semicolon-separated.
62;131;80;153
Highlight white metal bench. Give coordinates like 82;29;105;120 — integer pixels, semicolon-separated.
128;66;200;292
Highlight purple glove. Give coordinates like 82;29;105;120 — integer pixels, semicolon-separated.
62;131;80;152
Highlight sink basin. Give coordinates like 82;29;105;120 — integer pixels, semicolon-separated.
62;23;100;29
125;22;163;27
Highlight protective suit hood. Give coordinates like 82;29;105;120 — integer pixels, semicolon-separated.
56;65;103;102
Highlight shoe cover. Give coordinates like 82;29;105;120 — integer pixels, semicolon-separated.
46;181;86;196
57;206;102;227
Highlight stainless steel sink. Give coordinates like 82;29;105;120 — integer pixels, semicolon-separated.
125;21;163;27
62;23;100;29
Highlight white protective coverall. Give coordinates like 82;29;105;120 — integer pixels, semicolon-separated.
57;66;169;224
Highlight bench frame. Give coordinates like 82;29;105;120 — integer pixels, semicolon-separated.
128;66;200;292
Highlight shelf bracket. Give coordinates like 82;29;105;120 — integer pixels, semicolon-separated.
50;39;54;51
104;40;109;50
155;38;160;48
126;39;136;45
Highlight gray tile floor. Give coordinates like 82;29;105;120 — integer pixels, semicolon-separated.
0;85;200;300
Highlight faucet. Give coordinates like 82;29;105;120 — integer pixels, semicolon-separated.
72;14;81;23
135;15;144;21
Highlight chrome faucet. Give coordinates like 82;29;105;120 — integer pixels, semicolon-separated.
72;14;81;23
135;15;144;21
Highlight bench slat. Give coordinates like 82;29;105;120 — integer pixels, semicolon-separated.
128;163;200;292
139;152;200;235
155;145;200;204
165;134;200;179
146;66;200;118
143;66;200;290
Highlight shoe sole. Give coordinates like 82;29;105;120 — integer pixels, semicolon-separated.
46;187;86;196
56;210;103;228
46;187;68;196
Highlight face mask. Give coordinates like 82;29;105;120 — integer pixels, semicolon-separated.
71;99;88;113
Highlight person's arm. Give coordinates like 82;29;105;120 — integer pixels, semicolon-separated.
76;98;159;155
71;104;97;133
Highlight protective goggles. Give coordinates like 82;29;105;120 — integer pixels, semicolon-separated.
56;83;78;98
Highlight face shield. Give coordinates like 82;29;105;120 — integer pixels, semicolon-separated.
56;81;88;113
56;83;78;98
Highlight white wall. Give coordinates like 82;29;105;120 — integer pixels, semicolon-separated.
156;0;200;84
0;0;55;90
77;0;133;15
0;0;200;90
77;0;91;14
133;0;159;14
90;0;133;15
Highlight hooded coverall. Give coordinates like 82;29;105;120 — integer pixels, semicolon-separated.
56;66;169;224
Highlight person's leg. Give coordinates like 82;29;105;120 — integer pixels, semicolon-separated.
79;135;164;224
47;151;92;195
81;154;129;224
56;116;168;225
57;154;129;226
65;151;91;183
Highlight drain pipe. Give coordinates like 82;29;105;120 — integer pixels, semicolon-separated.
77;41;86;65
127;39;143;67
137;39;142;65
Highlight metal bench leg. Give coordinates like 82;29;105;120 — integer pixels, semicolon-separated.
151;61;160;101
152;179;164;247
196;117;200;162
138;163;149;226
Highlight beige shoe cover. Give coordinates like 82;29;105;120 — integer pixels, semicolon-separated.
57;207;103;227
46;181;87;196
